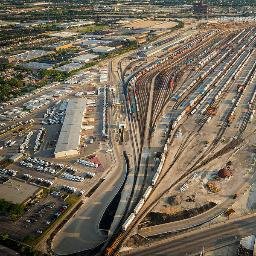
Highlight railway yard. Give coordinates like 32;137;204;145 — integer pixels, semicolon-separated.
103;21;256;256
0;15;255;256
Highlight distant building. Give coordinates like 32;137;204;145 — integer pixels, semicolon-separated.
21;62;53;70
6;50;53;63
49;31;78;38
46;42;73;51
79;39;113;47
55;63;83;73
91;46;116;54
193;0;208;16
72;53;99;63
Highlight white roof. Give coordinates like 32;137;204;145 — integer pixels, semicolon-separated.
72;53;99;63
91;46;116;53
54;98;86;157
56;62;83;72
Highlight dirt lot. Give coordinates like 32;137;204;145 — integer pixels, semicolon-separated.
122;19;178;30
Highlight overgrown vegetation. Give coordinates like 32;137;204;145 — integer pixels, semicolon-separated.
73;24;110;33
39;69;69;81
0;199;24;219
0;233;41;256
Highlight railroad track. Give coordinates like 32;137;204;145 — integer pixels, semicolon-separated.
103;27;256;256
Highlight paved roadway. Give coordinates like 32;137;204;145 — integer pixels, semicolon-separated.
52;143;126;255
121;213;256;256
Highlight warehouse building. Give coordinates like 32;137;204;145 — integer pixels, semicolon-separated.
21;61;53;70
56;62;83;73
7;50;53;63
91;46;116;54
54;98;86;158
72;53;99;63
46;42;73;51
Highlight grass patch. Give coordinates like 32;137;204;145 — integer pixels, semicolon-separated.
0;199;24;220
65;194;80;206
72;24;110;33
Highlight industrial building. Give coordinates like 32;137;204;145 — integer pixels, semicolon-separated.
5;50;53;63
21;61;53;70
193;0;208;15
92;46;116;54
46;42;73;51
79;39;113;47
49;31;78;38
54;98;87;158
55;62;83;73
72;53;99;63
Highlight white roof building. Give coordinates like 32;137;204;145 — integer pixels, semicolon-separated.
91;46;116;54
55;62;83;72
72;53;99;63
9;50;53;63
21;62;53;70
54;98;86;158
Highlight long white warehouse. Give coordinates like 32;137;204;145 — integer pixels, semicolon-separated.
54;98;86;158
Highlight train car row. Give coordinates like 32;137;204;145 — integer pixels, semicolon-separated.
198;50;219;67
122;148;168;231
126;90;139;116
197;49;253;115
228;63;256;122
120;26;256;235
168;33;255;126
122;116;176;232
102;85;108;138
180;41;254;116
166;29;255;124
126;30;218;92
121;41;251;230
227;65;256;125
239;72;256;132
226;29;246;47
171;48;232;102
129;27;254;98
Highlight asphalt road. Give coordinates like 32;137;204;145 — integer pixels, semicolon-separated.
52;143;126;255
122;213;256;256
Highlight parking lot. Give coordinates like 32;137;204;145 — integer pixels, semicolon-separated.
0;61;115;244
0;193;69;242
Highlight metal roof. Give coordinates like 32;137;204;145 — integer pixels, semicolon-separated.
72;53;99;63
54;98;86;156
